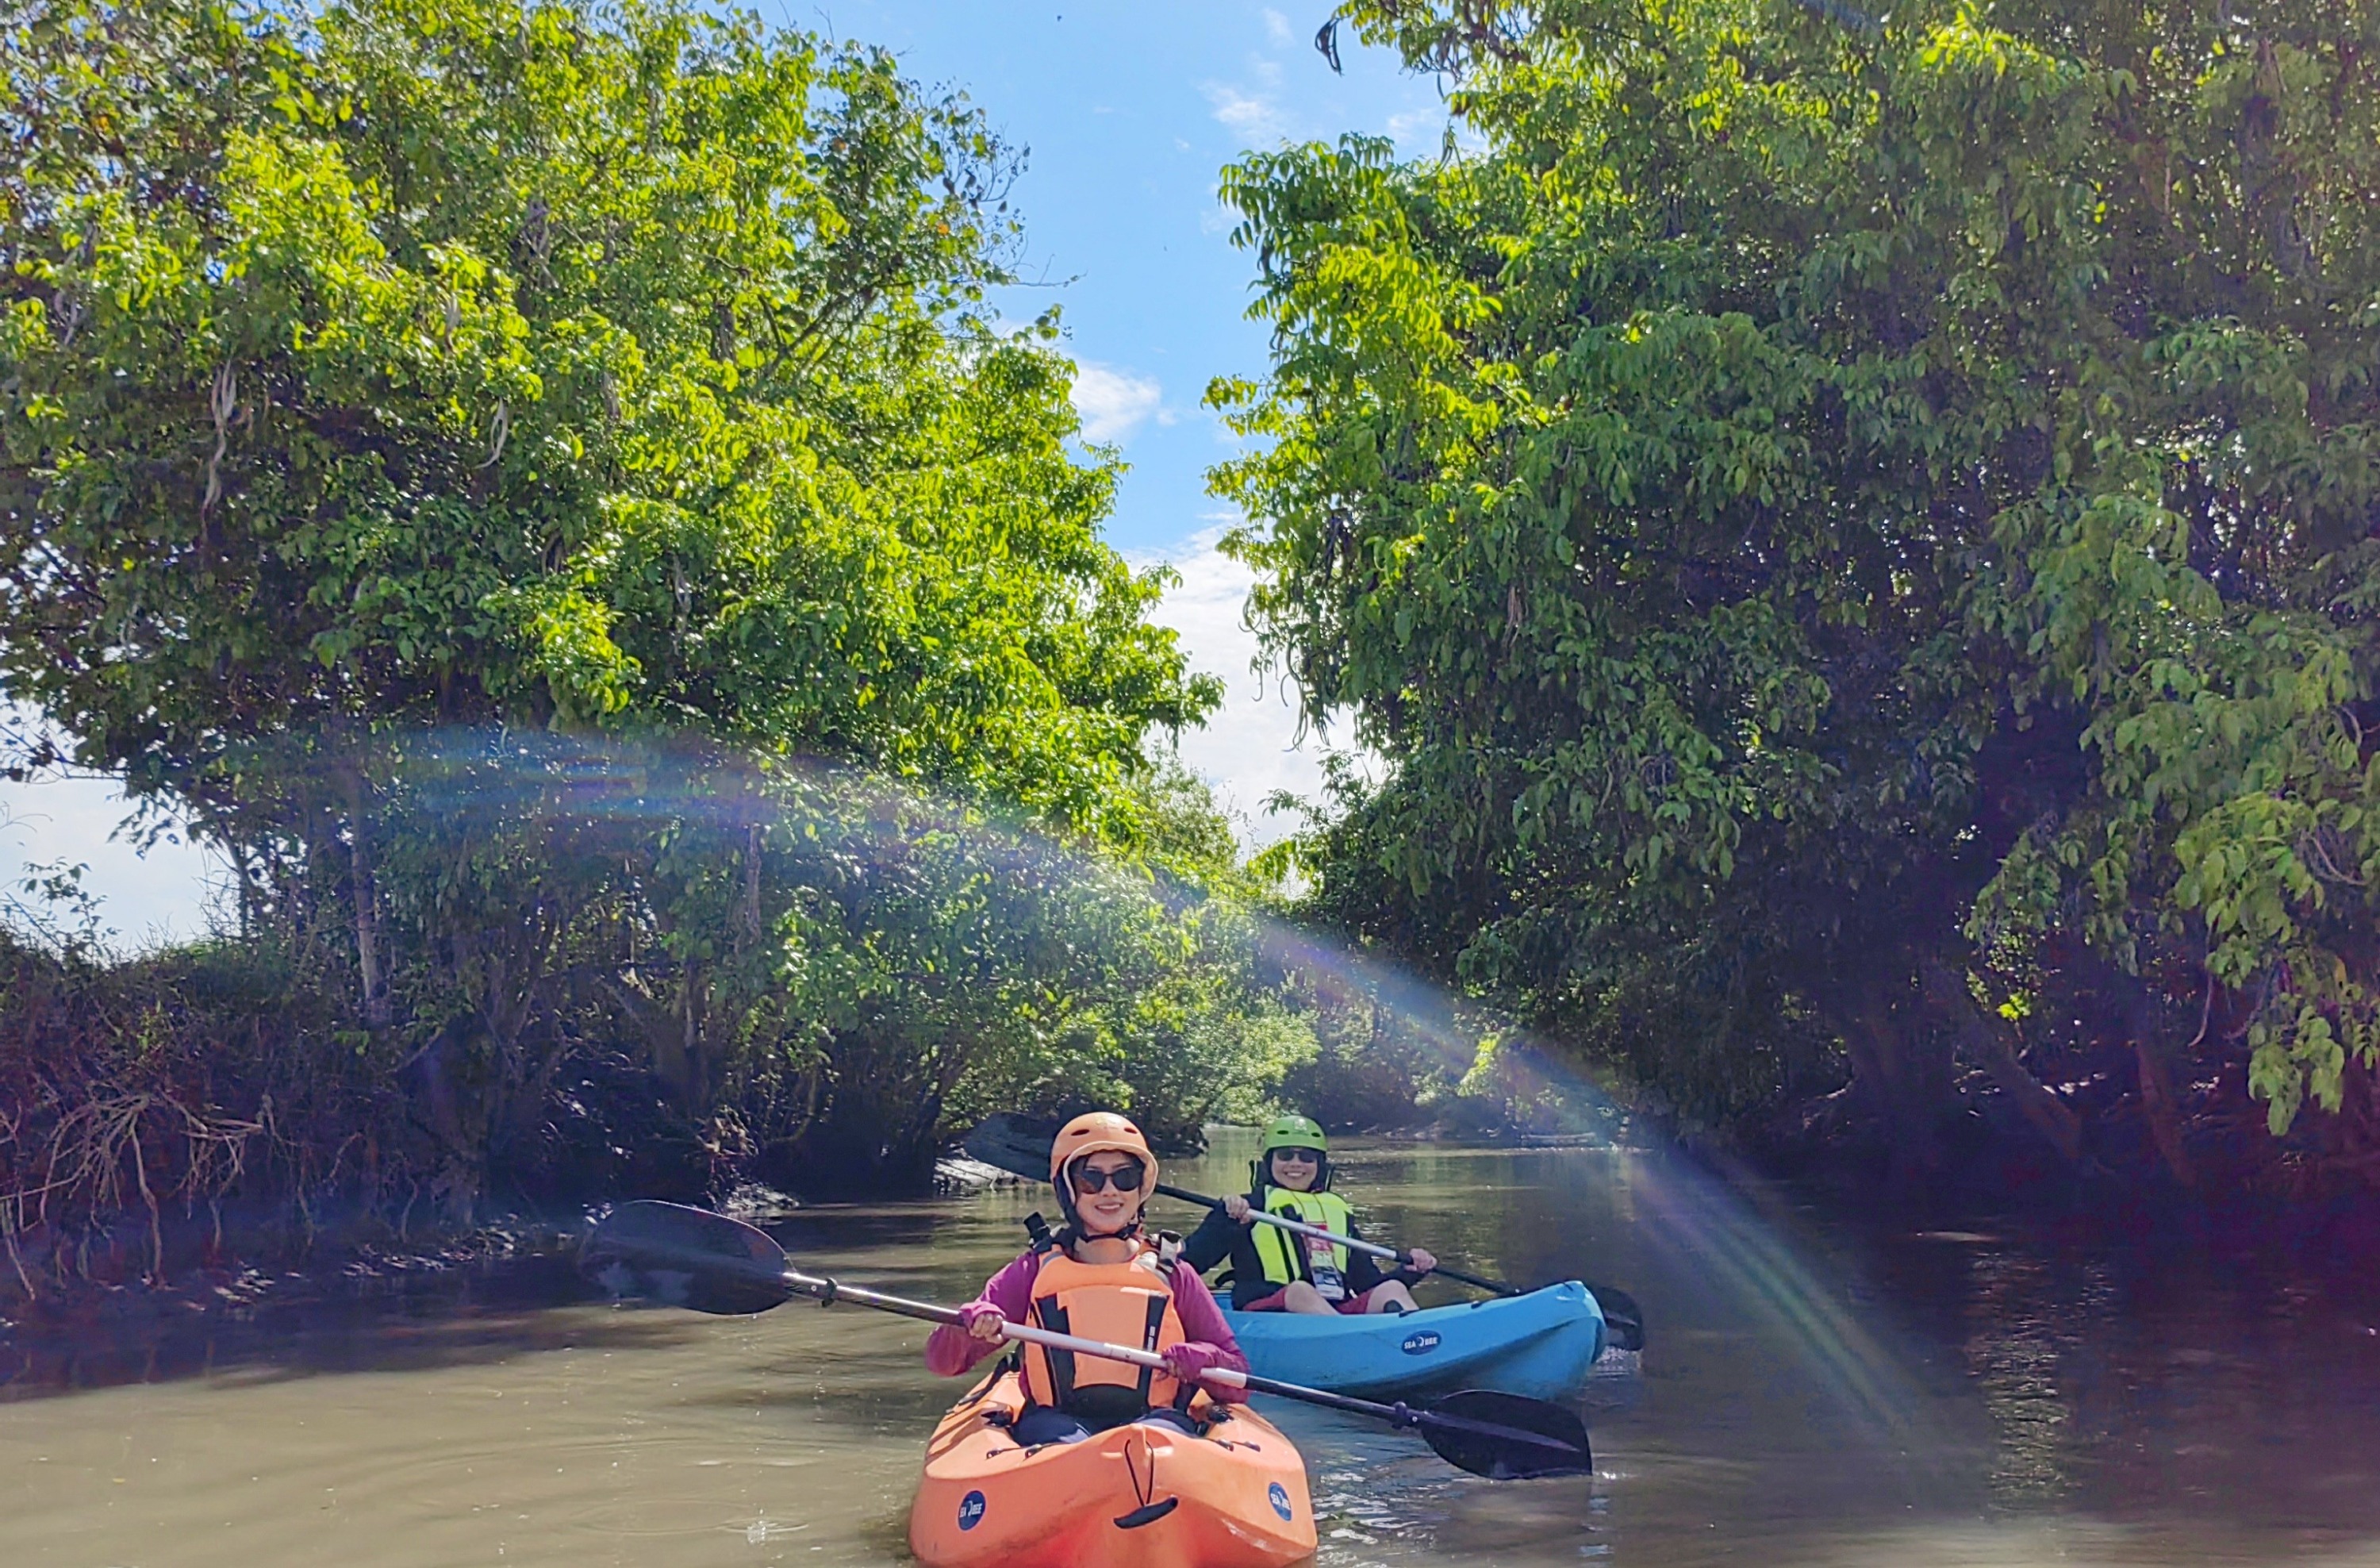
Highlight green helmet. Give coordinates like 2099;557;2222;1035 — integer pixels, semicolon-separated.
1254;1113;1331;1193
1261;1114;1327;1155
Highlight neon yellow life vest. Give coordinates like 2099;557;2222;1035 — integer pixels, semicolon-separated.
1250;1187;1356;1301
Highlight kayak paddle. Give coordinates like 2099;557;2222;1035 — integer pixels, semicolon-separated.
581;1199;1592;1482
962;1113;1647;1353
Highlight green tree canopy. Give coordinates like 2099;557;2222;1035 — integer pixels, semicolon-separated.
0;0;1278;1217
2;0;1214;839
1215;0;2380;1175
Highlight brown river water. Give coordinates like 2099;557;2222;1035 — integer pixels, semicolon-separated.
9;1129;2380;1566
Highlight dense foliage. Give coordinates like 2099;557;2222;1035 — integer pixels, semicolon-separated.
0;0;1306;1271
1218;0;2380;1186
4;0;1206;821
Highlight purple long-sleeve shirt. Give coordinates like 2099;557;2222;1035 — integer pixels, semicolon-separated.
923;1247;1249;1401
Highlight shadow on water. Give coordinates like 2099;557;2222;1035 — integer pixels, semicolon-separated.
0;1195;1031;1405
0;1251;705;1398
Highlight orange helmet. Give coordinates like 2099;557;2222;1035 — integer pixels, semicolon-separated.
1047;1112;1158;1205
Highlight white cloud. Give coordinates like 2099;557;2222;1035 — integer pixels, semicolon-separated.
0;768;221;951
1140;525;1368;844
1386;107;1444;153
1202;82;1288;144
1071;362;1165;443
1262;7;1295;45
1387;103;1489;159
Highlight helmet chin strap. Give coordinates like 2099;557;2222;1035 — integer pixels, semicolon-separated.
1052;1212;1143;1251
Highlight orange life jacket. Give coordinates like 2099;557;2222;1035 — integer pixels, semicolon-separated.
1019;1239;1193;1424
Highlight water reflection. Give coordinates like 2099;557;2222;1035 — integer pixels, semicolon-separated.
3;1132;2380;1566
0;1253;678;1396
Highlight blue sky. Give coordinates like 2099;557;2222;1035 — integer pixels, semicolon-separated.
808;0;1447;552
1;2;1438;944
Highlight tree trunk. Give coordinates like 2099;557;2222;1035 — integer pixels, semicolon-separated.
1843;974;1951;1192
340;767;390;1028
611;972;697;1109
406;1017;482;1224
743;824;763;941
2123;986;2196;1188
678;965;709;1112
1924;960;2085;1165
775;1028;945;1197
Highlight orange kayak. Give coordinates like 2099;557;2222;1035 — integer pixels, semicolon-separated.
908;1370;1319;1568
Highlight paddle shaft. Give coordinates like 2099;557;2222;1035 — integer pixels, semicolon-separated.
958;1117;1639;1346
1153;1181;1522;1297
775;1262;1580;1456
782;1260;1358;1390
583;1201;1591;1472
781;1265;1189;1370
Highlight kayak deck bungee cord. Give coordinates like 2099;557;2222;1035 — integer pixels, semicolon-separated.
909;1366;1315;1568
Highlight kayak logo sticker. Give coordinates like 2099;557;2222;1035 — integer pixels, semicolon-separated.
1400;1329;1442;1355
958;1490;987;1531
1269;1481;1293;1521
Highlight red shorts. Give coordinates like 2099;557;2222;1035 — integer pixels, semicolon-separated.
1237;1286;1375;1315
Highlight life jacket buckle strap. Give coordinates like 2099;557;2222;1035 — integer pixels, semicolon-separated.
1033;1296;1078;1410
1132;1289;1169;1402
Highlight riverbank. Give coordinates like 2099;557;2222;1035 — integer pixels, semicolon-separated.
13;1080;2380;1361
0;1201;581;1354
0;1153;1017;1334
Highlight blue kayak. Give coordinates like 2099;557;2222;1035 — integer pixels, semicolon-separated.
1225;1281;1606;1401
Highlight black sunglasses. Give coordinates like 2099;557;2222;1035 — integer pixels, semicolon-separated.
1069;1158;1146;1195
1270;1147;1323;1164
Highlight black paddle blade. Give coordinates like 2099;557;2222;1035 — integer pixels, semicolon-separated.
580;1200;795;1316
962;1112;1061;1181
1417;1389;1593;1481
1587;1283;1646;1352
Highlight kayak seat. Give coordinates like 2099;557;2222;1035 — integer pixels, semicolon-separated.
1010;1403;1211;1447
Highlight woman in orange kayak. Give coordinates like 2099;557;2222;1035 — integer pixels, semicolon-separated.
923;1112;1250;1446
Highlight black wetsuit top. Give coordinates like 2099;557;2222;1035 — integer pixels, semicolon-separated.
1180;1193;1423;1311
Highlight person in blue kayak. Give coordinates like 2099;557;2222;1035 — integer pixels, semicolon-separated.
923;1111;1250;1443
1183;1114;1435;1315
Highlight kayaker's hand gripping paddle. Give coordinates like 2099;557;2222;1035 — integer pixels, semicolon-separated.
963;1113;1645;1352
582;1199;1591;1482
